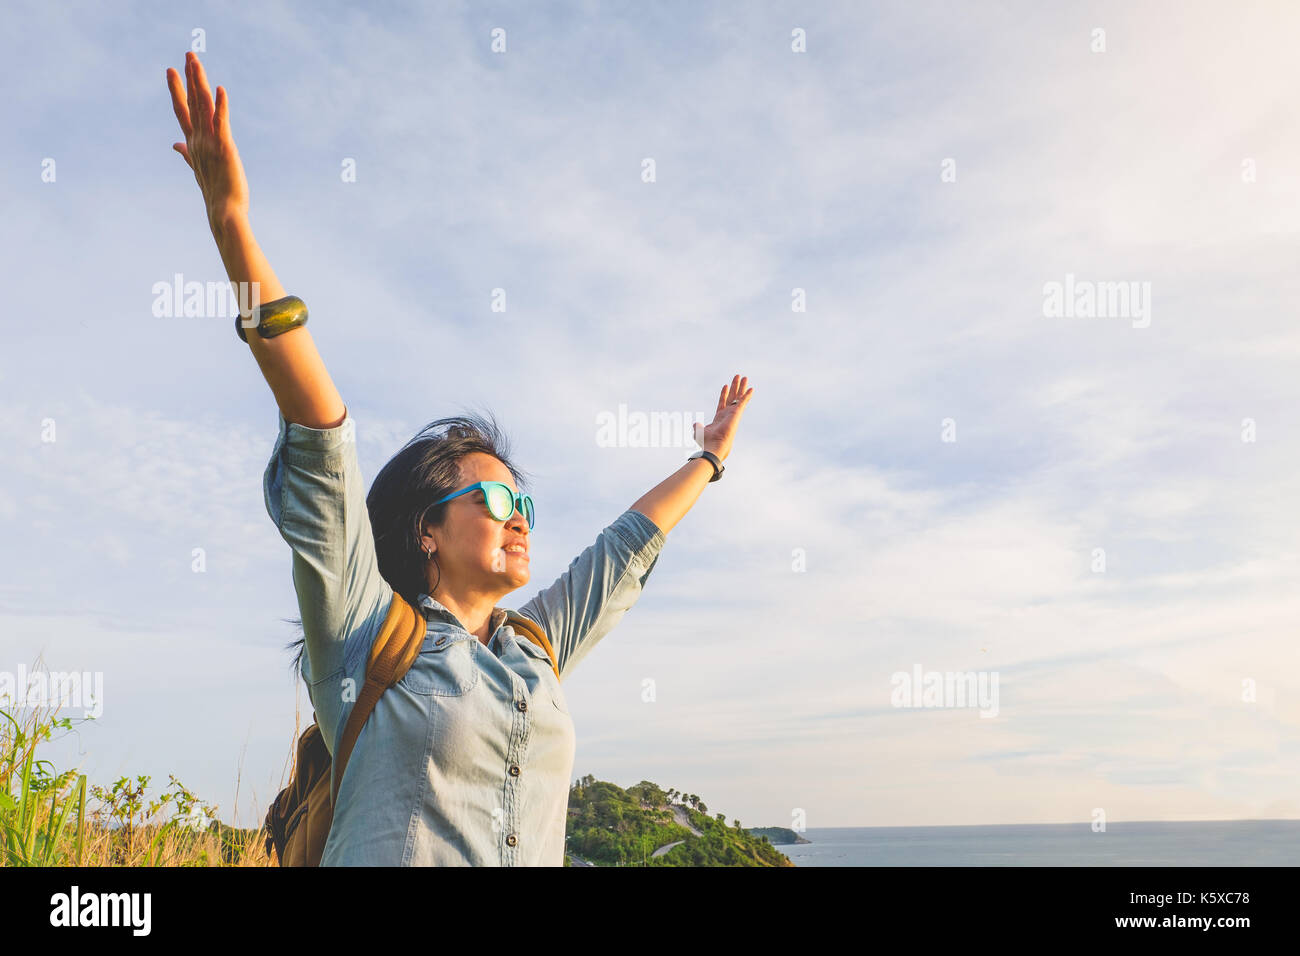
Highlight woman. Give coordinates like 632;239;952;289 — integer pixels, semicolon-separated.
166;52;755;866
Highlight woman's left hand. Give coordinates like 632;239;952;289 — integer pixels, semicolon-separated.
694;374;754;462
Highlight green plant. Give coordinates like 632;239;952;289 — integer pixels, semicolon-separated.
0;665;289;868
90;773;221;866
0;708;89;866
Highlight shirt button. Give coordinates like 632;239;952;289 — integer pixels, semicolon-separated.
509;764;520;776
506;834;518;847
516;699;527;711
435;636;446;645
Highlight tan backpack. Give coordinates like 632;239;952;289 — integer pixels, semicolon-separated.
261;590;557;866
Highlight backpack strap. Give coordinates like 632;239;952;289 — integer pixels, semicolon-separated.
327;600;556;808
505;610;559;682
329;591;426;805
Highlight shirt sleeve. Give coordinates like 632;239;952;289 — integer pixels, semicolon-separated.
263;405;393;689
516;508;667;682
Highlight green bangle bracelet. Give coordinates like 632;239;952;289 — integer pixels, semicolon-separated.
236;295;309;342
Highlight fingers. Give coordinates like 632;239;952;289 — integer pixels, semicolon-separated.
711;374;753;419
172;142;193;168
214;85;230;140
165;67;193;137
190;52;215;133
723;374;751;412
185;56;197;131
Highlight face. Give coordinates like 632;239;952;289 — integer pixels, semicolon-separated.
419;452;530;600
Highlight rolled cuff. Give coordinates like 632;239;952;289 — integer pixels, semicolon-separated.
273;405;356;464
610;508;667;574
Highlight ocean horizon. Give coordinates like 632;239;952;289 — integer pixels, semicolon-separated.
775;820;1300;866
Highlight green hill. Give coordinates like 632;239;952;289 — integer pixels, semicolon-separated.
745;826;811;846
564;776;796;866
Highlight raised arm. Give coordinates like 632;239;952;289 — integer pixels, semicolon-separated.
517;510;667;681
167;53;390;729
517;376;755;680
629;375;754;533
166;51;344;430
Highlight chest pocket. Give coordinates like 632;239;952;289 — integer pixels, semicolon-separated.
513;636;568;713
398;633;480;696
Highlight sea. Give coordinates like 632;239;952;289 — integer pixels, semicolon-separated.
775;820;1300;866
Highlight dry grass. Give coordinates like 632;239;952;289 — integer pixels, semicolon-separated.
1;656;300;867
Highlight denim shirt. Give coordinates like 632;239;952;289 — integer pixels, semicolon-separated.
262;406;666;865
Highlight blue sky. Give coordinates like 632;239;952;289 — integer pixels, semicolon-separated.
2;0;1298;830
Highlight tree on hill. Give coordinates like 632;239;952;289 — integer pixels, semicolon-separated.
564;777;793;867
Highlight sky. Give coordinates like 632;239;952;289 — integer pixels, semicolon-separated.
2;0;1298;832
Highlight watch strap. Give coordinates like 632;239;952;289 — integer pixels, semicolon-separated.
691;449;724;482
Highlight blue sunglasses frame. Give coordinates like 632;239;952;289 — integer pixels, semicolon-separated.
430;481;534;530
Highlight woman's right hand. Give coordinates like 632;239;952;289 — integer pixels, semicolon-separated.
166;52;250;231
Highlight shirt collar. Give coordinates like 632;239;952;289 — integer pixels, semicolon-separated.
417;593;508;638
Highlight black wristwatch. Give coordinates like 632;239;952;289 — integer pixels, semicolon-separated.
688;449;724;482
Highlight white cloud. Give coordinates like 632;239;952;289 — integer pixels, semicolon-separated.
2;0;1297;829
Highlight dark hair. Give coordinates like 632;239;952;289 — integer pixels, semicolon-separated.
281;407;529;681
